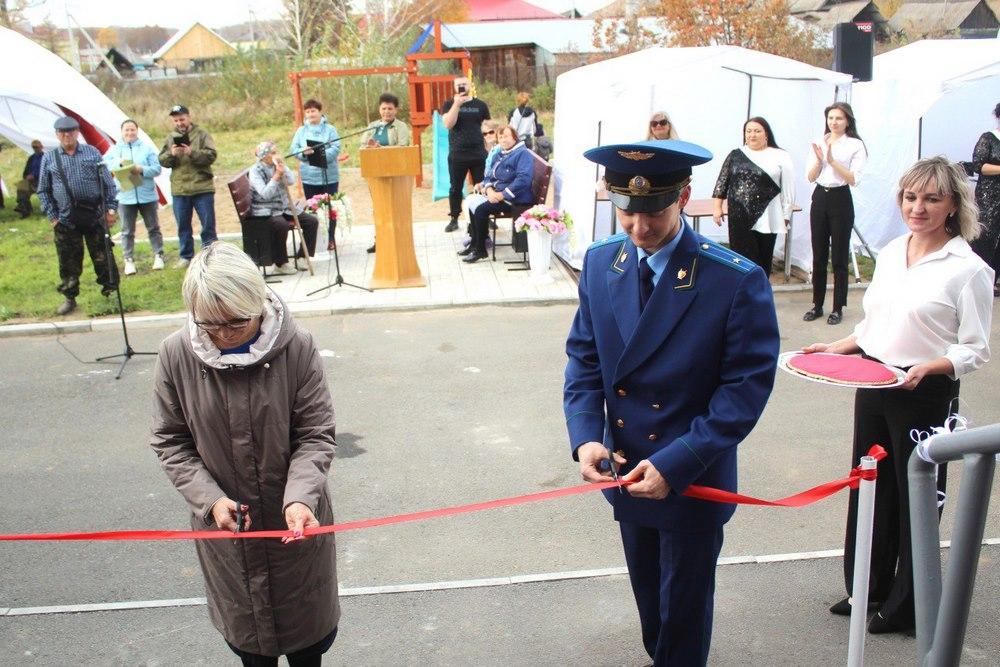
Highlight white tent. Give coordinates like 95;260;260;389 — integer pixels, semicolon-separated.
552;45;852;270
852;39;1000;250
0;26;171;202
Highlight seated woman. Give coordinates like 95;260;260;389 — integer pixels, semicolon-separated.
463;119;503;226
246;141;319;275
458;125;534;263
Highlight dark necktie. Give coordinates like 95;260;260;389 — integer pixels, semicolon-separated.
639;257;655;311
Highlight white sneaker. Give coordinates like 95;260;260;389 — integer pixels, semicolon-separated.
124;259;137;276
152;254;165;270
274;263;298;275
175;258;190;269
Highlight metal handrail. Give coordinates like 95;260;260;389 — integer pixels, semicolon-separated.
909;423;999;666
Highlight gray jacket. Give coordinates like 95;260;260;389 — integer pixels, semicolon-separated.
150;293;340;654
248;160;298;218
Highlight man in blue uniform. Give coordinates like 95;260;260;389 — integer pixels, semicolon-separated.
564;140;780;665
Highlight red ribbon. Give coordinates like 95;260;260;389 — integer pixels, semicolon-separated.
0;446;886;542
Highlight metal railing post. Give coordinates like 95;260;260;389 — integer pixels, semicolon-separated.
925;454;995;666
909;423;1000;666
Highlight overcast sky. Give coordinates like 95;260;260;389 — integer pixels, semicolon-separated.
23;0;614;29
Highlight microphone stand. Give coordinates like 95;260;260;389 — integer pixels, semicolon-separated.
288;123;376;295
91;159;157;379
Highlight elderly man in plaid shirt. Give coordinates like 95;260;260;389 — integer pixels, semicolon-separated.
37;116;119;316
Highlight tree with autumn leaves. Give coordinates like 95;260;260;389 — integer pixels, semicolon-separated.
594;0;823;65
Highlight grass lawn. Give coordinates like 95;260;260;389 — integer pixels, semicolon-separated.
0;207;188;323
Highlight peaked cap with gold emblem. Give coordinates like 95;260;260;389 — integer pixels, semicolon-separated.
585;139;712;213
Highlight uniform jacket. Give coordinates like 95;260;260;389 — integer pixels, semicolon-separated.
150;293;339;655
105;138;162;205
564;224;779;530
157;124;217;196
484;142;534;205
289;118;341;186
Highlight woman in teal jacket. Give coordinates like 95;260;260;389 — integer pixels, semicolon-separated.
289;99;344;198
105;119;164;274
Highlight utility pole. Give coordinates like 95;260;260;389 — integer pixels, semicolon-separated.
63;0;80;71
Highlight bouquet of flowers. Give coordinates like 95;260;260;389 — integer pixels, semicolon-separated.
304;192;353;231
514;205;573;235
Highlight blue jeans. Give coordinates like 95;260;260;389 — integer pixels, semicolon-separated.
172;192;217;260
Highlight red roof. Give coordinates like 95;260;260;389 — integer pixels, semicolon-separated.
465;0;563;21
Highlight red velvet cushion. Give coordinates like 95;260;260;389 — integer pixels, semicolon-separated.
787;353;897;385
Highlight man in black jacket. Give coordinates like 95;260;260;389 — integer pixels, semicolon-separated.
440;76;490;232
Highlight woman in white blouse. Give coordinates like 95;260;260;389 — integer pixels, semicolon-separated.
803;157;994;635
712;116;795;275
804;102;867;325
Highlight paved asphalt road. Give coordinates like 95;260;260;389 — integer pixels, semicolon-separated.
1;291;998;664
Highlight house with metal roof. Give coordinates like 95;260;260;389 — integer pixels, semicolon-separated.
152;22;237;72
789;0;889;38
888;0;1000;38
440;17;664;88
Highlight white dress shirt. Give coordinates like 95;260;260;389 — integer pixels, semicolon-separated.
854;234;994;378
742;146;796;234
806;134;866;188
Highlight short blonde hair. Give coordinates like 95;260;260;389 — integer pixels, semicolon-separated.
646;110;679;140
516;91;530;106
896;157;980;242
182;242;267;322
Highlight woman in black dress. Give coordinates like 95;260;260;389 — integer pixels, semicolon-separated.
970;101;1000;296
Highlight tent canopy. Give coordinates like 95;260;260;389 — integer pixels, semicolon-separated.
852;39;1000;250
552;45;851;270
0;26;171;202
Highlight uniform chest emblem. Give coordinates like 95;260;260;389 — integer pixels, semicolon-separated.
677;268;687;280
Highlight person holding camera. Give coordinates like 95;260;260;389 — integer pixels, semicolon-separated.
158;104;218;269
441;76;491;233
37;116;119;316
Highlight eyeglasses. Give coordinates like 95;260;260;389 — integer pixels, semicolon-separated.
482;130;495;136
649;119;670;128
194;317;253;333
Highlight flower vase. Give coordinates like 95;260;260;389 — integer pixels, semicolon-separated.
527;229;553;283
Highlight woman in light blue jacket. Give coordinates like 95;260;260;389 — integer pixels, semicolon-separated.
105;119;164;274
289;99;344;198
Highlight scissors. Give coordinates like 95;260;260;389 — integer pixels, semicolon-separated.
598;448;623;493
234;500;247;534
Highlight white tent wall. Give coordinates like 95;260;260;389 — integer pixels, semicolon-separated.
552;46;851;271
0;26;171;202
851;39;1000;252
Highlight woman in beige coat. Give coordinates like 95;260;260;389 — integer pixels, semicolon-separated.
150;242;339;666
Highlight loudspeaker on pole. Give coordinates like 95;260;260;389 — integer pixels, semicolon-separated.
833;22;874;83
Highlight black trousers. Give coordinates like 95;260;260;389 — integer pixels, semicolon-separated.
448;155;485;220
226;627;337;667
243;213;318;266
620;522;724;666
842;372;958;627
728;219;777;276
469;199;511;253
810;185;854;311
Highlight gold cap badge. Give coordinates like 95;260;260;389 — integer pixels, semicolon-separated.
628;175;651;195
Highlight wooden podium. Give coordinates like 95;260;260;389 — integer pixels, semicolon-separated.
359;146;426;289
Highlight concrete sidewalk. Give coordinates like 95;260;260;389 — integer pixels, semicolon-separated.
0;222;579;339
